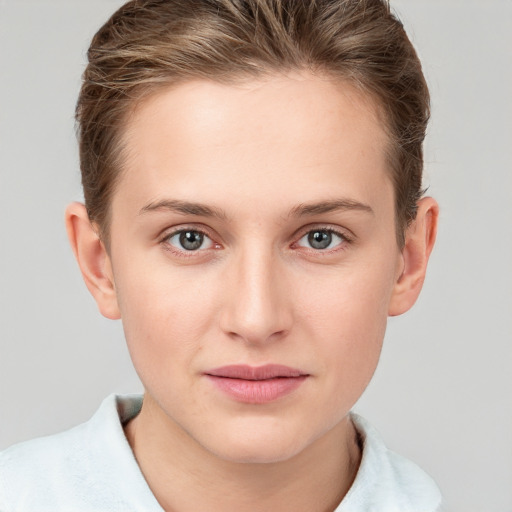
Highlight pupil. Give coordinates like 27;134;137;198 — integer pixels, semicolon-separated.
179;231;203;250
308;231;331;249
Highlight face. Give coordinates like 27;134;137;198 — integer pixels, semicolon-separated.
107;73;403;463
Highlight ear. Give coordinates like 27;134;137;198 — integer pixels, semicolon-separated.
65;202;121;320
388;197;439;316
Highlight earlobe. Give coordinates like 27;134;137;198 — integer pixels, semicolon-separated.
65;202;121;320
388;197;439;317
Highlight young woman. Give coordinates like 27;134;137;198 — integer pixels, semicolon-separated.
0;1;441;510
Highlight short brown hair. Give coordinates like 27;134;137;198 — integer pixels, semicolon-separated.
77;0;430;247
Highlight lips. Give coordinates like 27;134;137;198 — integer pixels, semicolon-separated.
205;364;309;404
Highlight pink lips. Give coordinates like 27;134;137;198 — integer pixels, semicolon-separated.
205;364;308;404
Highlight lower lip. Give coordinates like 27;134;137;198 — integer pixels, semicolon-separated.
206;375;308;404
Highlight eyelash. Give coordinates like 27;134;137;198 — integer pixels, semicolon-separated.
159;225;353;258
160;226;220;258
293;226;353;253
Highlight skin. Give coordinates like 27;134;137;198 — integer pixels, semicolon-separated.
66;72;438;512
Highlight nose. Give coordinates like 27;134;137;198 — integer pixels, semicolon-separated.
219;244;293;345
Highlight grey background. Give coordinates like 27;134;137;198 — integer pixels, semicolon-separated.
0;1;511;510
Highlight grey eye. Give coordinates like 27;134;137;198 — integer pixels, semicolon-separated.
297;230;344;250
168;230;213;251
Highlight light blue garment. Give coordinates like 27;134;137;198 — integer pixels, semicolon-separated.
0;395;442;511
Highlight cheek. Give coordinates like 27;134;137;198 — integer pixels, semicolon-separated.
298;256;395;336
112;259;219;380
296;259;396;395
308;282;388;367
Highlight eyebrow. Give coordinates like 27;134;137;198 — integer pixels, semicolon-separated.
139;199;228;220
289;199;374;217
139;197;373;220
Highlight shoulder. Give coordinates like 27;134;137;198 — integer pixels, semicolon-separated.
0;394;158;511
338;414;443;512
0;412;94;509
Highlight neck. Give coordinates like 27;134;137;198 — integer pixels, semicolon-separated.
124;394;361;512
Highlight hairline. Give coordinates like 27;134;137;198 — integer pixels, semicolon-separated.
94;68;407;251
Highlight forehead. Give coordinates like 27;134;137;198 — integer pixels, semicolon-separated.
115;73;392;219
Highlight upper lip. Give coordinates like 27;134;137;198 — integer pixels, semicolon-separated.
206;364;307;380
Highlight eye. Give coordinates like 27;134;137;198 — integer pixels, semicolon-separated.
167;230;214;251
296;229;345;250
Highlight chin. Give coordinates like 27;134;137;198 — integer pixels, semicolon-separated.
197;422;316;465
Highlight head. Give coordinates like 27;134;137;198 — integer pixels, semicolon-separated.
66;0;438;464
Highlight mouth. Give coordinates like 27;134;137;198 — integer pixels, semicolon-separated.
205;364;309;404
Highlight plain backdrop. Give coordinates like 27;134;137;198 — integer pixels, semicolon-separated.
0;1;511;511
